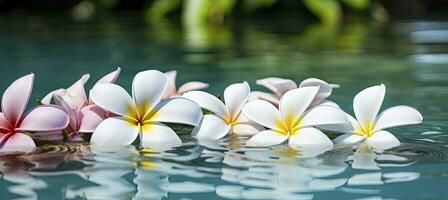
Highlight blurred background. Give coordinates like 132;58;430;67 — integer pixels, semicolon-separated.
0;0;447;104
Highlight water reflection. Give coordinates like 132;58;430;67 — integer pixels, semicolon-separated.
1;133;442;199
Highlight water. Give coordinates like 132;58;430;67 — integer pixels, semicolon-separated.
1;13;448;199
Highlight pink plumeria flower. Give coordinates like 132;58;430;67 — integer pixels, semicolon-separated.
183;82;264;141
324;84;423;150
164;70;209;99
0;74;69;153
243;86;348;149
40;68;121;141
250;77;339;108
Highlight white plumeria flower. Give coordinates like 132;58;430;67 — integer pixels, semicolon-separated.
183;82;264;140
164;70;209;99
243;86;348;149
250;77;339;108
326;84;423;150
89;70;203;149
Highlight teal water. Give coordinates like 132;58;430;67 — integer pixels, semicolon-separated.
1;14;448;199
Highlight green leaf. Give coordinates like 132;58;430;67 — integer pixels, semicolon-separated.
341;0;369;10
303;0;341;25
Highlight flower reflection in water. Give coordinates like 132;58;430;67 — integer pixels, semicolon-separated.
0;136;431;199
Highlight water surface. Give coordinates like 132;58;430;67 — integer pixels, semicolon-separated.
0;14;447;199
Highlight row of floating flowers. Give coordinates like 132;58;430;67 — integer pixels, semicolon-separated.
0;68;423;153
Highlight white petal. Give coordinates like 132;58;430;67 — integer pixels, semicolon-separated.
333;133;365;145
194;114;231;140
90;83;135;119
279;86;319;122
299;78;334;107
353;84;385;130
374;105;423;131
224;82;250;119
318;100;339;108
90;117;139;146
351;144;380;170
300;105;348;127
183;91;227;117
232;123;264;136
242;100;283;131
132;70;168;118
164;70;177;98
366;130;400;150
149;98;203;126
256;77;297;97
246;130;288;147
289;127;333;149
140;123;181;150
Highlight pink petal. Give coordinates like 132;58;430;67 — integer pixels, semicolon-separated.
1;73;34;126
65;74;90;109
177;81;209;95
53;95;80;131
0;112;12;132
94;67;121;86
78;105;107;133
16;105;69;132
0;133;35;153
164;70;178;98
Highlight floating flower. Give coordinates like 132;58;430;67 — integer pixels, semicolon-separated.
0;74;69;153
183;82;264;140
325;84;423;150
250;77;339;108
89;70;203;149
40;68;121;141
243;86;348;149
164;70;209;99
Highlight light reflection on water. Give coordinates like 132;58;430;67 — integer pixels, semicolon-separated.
0;14;448;199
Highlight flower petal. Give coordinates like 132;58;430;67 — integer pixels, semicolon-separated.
353;84;385;130
183;91;227;117
16;105;69;132
299;78;334;107
319;113;361;134
232;123;264;136
149;98;203;126
78;105;107;133
333;133;365;145
2;73;34;126
289;127;333;149
249;91;280;106
90;83;135;119
366;130;400;150
279;86;319;122
242;100;283;131
177;81;209;95
132;70;168;118
94;67;121;86
0;113;11;132
246;130;288;147
53;94;79;130
140;123;182;149
374;105;423;131
300;105;348;127
0;133;35;153
256;77;297;97
194;114;231;140
165;70;177;98
224;82;250;119
90;117;139;146
66;74;90;109
41;89;63;105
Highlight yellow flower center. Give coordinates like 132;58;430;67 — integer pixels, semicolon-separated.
275;113;302;137
126;103;159;132
356;122;376;138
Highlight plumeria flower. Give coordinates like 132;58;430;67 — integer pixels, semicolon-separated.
39;68;121;141
242;86;348;149
164;70;209;99
183;82;264;140
89;70;203;149
0;74;69;153
250;77;339;108
326;84;423;150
